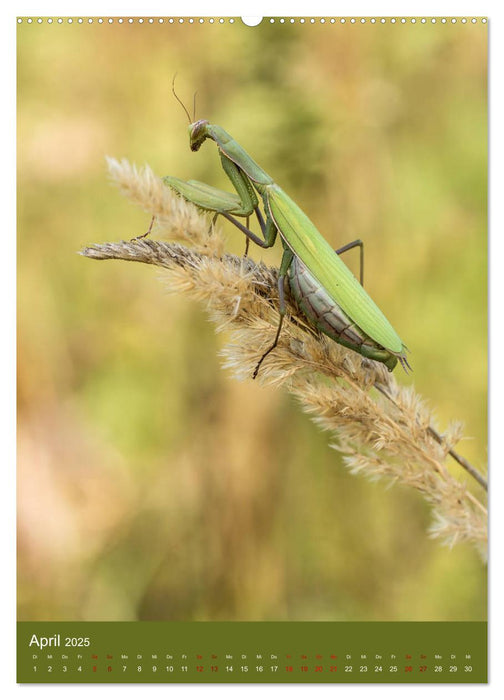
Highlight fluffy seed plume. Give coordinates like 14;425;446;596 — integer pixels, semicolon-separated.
81;158;488;559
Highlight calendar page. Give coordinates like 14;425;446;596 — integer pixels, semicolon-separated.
16;13;488;684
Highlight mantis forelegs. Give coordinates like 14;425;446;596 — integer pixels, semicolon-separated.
163;150;278;251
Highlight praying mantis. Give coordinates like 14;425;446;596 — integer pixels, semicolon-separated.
156;102;410;377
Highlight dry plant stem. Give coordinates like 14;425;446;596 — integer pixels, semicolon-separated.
82;159;488;556
373;383;488;492
427;426;488;491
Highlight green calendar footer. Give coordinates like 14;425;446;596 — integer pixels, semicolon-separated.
17;621;487;683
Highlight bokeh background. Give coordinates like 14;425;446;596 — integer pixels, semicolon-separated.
17;17;487;622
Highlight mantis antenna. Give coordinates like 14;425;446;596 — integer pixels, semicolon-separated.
193;91;198;122
171;74;192;124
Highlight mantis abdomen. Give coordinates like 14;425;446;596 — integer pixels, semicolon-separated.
288;256;399;370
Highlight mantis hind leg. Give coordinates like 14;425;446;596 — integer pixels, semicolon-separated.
253;247;294;379
335;239;364;286
244;216;250;256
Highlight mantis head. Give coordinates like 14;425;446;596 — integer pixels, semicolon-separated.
189;120;209;152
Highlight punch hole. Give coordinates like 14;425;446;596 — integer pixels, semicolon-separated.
241;17;262;26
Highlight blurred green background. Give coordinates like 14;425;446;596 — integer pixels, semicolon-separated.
17;18;487;622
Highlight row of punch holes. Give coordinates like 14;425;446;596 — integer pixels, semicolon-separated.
17;17;488;25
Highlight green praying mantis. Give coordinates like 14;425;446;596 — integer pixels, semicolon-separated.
152;95;410;378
